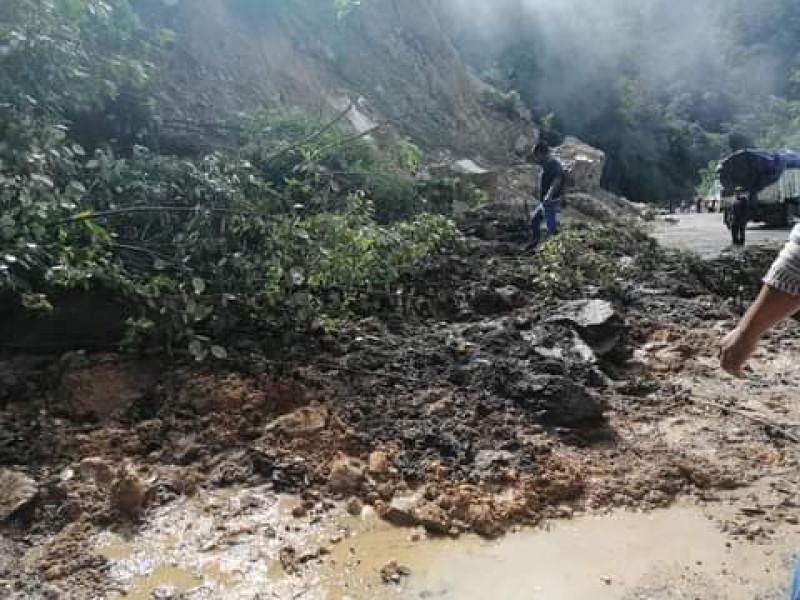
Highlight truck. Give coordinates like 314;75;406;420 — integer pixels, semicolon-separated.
718;149;800;228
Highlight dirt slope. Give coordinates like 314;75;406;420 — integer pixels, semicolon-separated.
141;0;535;161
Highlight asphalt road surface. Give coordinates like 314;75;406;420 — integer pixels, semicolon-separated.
652;212;793;258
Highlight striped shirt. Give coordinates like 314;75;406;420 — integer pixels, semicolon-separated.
764;224;800;296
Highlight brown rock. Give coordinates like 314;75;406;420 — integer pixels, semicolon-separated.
291;504;308;519
78;457;115;487
412;503;451;536
0;469;37;522
267;406;328;436
368;451;390;479
468;503;505;538
380;560;411;585
327;455;365;495
346;497;364;517
377;482;396;502
110;465;148;521
379;497;418;528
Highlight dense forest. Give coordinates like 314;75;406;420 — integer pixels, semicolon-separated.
442;0;800;203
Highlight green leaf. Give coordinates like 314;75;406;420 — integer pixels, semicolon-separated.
68;180;87;194
210;345;228;360
188;339;207;362
192;277;206;295
30;174;54;188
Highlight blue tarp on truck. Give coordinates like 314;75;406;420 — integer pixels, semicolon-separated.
719;149;800;196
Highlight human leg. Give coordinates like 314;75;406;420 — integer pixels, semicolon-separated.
529;205;544;249
544;199;560;236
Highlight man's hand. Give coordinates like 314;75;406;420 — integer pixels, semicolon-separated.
720;327;759;377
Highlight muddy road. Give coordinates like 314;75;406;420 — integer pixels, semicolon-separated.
653;213;792;257
2;211;800;599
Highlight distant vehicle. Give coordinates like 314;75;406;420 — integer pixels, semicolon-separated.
717;149;800;227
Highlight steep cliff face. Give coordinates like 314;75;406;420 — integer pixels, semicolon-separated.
141;0;535;162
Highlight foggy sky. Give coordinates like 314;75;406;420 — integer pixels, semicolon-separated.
438;0;785;127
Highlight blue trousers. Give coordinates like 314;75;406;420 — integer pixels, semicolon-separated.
530;199;561;249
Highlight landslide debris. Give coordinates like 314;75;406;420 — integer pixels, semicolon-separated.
0;208;784;596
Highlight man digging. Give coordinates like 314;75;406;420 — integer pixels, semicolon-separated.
528;142;564;252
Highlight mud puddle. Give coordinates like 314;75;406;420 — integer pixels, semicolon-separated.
93;488;797;599
92;486;326;599
324;505;796;599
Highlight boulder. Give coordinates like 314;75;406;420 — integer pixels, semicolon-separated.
377;497;450;535
472;285;526;315
266;406;328;436
548;300;626;357
429;159;499;191
557;137;606;193
511;375;606;426
346;497;364;517
78;457;116;487
379;496;419;528
110;465;149;521
327;455;366;495
474;450;515;472
411;503;451;535
0;469;37;522
368;450;391;479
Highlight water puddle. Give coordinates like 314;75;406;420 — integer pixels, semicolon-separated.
325;505;794;599
113;565;202;600
94;491;794;599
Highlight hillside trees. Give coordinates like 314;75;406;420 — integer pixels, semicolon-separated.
0;0;461;357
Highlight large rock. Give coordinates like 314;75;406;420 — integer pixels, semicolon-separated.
510;374;606;426
266;407;328;437
379;496;419;528
557;137;606;193
327;455;366;495
429;159;500;191
0;469;37;522
472;285;526;315
548;300;626;357
377;497;450;535
110;465;149;521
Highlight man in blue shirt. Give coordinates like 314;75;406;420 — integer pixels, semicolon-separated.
529;142;564;251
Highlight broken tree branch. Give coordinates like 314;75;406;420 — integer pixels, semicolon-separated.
264;102;354;164
54;205;256;225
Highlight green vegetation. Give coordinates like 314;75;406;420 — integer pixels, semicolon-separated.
696;161;720;197
532;224;657;300
0;0;462;357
